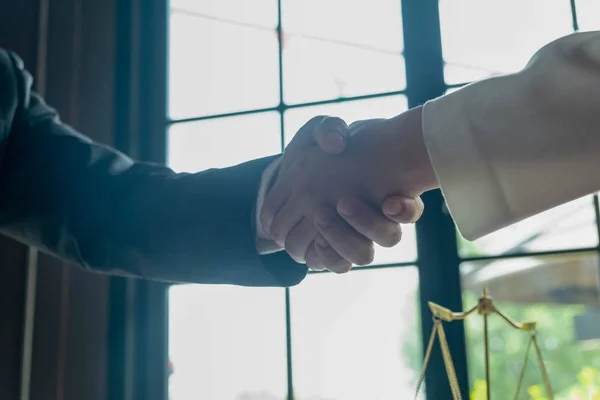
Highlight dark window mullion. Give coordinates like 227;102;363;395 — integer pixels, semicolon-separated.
307;260;417;274
308;261;419;275
461;246;599;263
569;0;580;32
401;0;470;399
166;89;408;127
167;106;281;126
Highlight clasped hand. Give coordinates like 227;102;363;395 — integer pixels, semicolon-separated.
260;110;429;273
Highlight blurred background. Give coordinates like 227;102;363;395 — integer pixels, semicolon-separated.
1;0;600;400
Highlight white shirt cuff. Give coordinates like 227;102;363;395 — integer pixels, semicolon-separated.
255;157;283;254
422;92;511;241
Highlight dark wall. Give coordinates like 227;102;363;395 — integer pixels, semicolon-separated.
0;0;117;399
0;0;169;398
0;234;27;399
0;1;42;398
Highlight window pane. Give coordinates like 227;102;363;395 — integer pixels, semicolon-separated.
169;11;280;120
458;196;599;258
576;0;600;31
282;0;405;104
169;285;287;400
170;0;278;28
167;112;281;172
461;253;600;398
439;0;573;84
290;268;421;400
283;96;408;142
284;96;417;265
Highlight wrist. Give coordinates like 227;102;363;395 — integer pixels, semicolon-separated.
387;106;439;195
255;157;282;249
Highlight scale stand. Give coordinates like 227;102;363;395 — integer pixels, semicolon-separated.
414;288;554;400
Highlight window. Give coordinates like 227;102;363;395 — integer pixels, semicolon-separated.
290;269;420;400
439;1;600;397
165;0;600;399
458;196;599;258
280;0;406;104
439;0;573;84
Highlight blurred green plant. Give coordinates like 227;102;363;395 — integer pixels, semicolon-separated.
403;291;600;398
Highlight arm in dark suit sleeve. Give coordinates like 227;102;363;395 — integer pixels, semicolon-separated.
0;49;307;287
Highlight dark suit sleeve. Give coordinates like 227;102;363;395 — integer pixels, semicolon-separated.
0;49;307;287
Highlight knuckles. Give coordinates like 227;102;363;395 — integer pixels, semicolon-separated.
354;246;375;266
377;225;402;248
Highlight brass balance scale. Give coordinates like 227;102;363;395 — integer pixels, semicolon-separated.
414;288;554;400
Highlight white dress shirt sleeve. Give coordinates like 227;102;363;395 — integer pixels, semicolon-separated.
422;31;600;240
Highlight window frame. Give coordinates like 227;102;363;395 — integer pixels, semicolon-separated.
157;1;600;399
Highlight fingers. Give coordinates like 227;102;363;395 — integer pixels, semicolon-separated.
264;115;348;235
281;209;366;270
382;196;425;223
314;207;375;267
266;114;349;240
305;237;359;274
314;238;352;273
305;243;326;271
268;197;305;247
301;197;422;272
283;217;318;263
336;197;402;248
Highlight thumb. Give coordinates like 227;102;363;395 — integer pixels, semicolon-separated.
312;116;349;154
382;196;425;224
287;116;349;158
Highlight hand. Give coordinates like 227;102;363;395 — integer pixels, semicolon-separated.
255;115;350;255
267;115;422;272
303;195;425;272
314;119;424;271
262;108;433;272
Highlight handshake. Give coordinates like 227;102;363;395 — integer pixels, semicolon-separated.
258;106;440;273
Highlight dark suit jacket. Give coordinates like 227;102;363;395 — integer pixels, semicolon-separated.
0;49;307;287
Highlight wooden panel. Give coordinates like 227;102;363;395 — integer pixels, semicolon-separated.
0;0;40;66
29;257;65;400
1;0;159;399
27;0;116;399
0;235;27;400
0;0;41;398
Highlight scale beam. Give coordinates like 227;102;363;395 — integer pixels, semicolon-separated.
415;289;553;400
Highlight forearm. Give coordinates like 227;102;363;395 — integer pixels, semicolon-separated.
0;49;306;286
384;108;439;197
1;119;306;285
422;31;600;240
